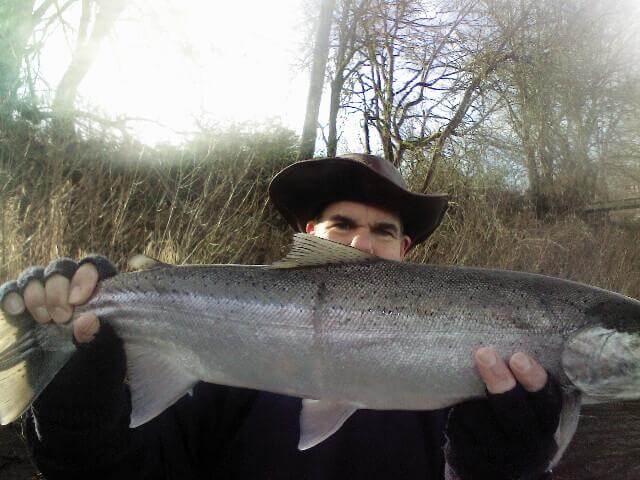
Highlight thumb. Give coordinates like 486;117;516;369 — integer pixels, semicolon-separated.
73;313;101;343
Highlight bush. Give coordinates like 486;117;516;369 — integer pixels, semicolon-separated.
2;118;638;302
1;120;298;278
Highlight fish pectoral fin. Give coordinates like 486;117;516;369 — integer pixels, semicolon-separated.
298;398;359;450
271;233;378;269
125;344;198;428
128;254;172;271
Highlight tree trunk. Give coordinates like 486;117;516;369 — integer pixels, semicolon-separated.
327;71;343;157
52;0;126;118
362;111;371;154
422;54;507;192
0;0;38;115
298;0;336;160
327;0;361;157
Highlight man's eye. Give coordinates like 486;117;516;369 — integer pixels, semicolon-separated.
332;222;351;230
375;229;396;238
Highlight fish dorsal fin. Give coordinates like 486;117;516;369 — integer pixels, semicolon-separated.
272;233;377;269
298;399;359;450
128;254;171;271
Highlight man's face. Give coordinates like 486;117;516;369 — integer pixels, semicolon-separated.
305;201;411;261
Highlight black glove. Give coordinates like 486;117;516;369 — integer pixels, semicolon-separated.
31;321;128;429
2;256;134;473
1;255;125;429
445;376;563;480
39;255;124;424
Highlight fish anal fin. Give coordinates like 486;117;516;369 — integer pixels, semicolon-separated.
272;233;377;269
125;344;197;427
298;398;359;450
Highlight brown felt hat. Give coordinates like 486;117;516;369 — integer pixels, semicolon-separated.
268;154;448;248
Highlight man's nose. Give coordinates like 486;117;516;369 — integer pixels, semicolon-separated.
350;230;374;254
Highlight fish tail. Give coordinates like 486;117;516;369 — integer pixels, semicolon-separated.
0;310;75;425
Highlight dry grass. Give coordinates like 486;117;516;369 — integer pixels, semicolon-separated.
405;165;640;299
1;120;638;301
1;119;639;480
0;121;297;279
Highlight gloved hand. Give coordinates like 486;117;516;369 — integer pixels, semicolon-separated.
1;255;118;343
0;255;125;425
2;256;135;471
444;349;563;480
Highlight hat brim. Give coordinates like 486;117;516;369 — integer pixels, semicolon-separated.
268;158;448;248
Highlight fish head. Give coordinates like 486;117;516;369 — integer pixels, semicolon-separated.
562;296;640;402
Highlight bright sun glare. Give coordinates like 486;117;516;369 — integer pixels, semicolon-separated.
40;0;309;144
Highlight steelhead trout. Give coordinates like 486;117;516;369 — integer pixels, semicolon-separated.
1;234;640;462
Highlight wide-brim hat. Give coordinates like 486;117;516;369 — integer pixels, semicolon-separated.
268;154;448;249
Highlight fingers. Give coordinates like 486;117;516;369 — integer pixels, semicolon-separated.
24;280;48;323
474;347;561;442
509;352;547;392
2;265;45;316
69;263;99;305
2;256;114;319
2;257;114;341
43;258;78;324
73;313;101;343
10;265;46;321
474;348;548;394
79;255;118;281
3;259;82;325
474;347;516;394
3;291;25;315
45;274;73;323
43;257;78;282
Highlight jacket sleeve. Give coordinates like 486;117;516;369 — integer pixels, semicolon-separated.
22;323;152;479
444;464;553;480
22;323;258;480
443;381;561;480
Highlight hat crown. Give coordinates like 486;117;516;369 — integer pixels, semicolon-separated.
268;153;448;249
340;153;408;189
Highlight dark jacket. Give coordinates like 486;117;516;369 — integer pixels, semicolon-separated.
23;326;450;480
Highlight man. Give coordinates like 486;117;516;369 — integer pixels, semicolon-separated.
0;153;560;479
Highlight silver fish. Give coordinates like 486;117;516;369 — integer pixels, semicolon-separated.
1;234;640;464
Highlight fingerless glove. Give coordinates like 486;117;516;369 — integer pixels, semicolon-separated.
445;378;563;480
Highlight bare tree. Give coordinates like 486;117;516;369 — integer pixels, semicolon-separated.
421;50;513;191
481;0;640;214
53;0;127;116
325;0;368;157
299;0;336;160
0;0;128;133
0;0;69;115
338;0;480;166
